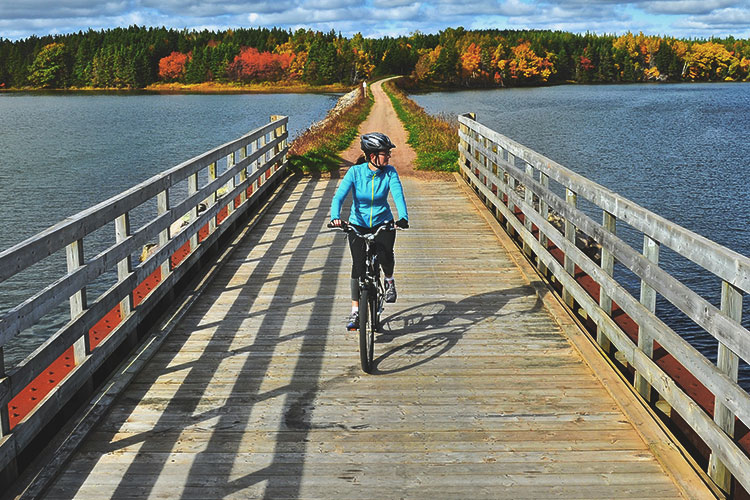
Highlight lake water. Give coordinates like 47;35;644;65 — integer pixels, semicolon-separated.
412;83;750;388
1;92;340;366
2;85;749;389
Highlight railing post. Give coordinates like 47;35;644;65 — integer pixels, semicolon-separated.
635;235;659;400
458;114;475;179
239;143;248;205
708;281;742;493
506;152;517;238
157;190;172;277
259;130;268;184
271;115;285;174
598;211;616;353
563;188;577;308
523;163;534;257
188;173;199;248
0;350;9;440
208;162;218;233
538;172;550;277
66;239;89;363
115;214;133;319
227;151;236;217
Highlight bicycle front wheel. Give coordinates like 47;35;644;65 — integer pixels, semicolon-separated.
358;288;375;373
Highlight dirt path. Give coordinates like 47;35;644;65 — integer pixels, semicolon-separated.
340;78;451;181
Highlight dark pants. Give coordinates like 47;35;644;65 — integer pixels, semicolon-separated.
348;222;396;300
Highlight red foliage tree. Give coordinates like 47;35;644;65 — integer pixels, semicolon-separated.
158;51;190;81
227;47;294;82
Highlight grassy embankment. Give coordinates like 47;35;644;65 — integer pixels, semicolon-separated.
382;79;458;172
288;86;374;175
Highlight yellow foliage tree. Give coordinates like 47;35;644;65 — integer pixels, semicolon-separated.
414;46;441;81
507;42;554;83
685;41;737;81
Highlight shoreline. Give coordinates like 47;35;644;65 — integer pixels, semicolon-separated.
0;81;356;94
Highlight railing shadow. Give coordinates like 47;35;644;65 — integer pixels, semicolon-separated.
372;288;543;374
50;176;344;499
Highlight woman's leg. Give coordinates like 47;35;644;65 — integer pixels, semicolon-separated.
375;227;396;278
348;230;367;306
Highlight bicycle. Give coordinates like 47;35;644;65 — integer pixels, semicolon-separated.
327;221;399;373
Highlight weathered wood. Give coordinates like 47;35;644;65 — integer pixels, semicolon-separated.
65;240;88;363
463;159;749;492
157;190;171;278
459;137;750;367
635;234;659;400
460;119;750;494
708;280;742;492
0;118;288;481
2;160;289;483
39;176;712;500
458;115;750;295
598;211;616;353
462;149;750;425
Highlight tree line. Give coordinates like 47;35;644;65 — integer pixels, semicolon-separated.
1;26;748;89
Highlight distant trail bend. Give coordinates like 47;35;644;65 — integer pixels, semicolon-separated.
340;77;451;181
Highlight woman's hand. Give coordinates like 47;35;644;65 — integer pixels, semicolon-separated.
329;219;343;228
395;218;409;229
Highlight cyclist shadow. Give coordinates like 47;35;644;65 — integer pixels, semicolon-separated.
372;287;542;375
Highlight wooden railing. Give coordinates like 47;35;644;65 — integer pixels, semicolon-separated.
0;116;288;482
459;113;749;496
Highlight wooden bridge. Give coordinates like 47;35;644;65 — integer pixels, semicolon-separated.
1;108;749;499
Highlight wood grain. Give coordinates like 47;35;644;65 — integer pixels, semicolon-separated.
42;176;712;499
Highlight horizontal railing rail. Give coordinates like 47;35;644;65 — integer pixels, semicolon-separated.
0;116;289;482
458;113;749;497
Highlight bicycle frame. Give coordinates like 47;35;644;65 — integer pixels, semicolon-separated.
328;221;395;373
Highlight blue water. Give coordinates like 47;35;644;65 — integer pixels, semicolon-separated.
413;83;750;388
0;92;340;366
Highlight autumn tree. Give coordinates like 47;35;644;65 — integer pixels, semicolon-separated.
158;51;189;81
226;47;293;82
507;42;554;84
684;41;736;81
27;42;67;88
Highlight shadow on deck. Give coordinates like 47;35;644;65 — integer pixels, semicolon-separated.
31;176;714;500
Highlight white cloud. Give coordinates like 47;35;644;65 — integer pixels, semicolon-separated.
642;0;740;15
1;0;749;40
678;6;750;27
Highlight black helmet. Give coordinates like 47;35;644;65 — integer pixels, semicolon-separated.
360;132;396;154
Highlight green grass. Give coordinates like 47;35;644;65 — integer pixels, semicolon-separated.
382;79;459;172
288;86;373;175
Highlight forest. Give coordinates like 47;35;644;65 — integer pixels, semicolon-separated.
1;25;748;90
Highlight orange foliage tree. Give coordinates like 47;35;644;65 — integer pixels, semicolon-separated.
158;51;190;81
226;47;294;82
460;43;482;80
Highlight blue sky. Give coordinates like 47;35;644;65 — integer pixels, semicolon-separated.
1;0;749;41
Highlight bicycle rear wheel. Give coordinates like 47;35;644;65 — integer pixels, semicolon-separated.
358;288;375;373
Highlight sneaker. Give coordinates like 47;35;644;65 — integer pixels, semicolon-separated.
346;311;359;330
384;280;397;303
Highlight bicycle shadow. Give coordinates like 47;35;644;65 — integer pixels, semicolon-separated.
371;287;543;374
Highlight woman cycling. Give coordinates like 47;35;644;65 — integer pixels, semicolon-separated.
330;132;409;330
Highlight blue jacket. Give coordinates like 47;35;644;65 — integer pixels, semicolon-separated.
331;162;408;228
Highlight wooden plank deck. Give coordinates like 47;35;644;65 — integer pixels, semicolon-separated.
41;176;714;499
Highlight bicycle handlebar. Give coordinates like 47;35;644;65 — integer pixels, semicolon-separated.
326;221;403;238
